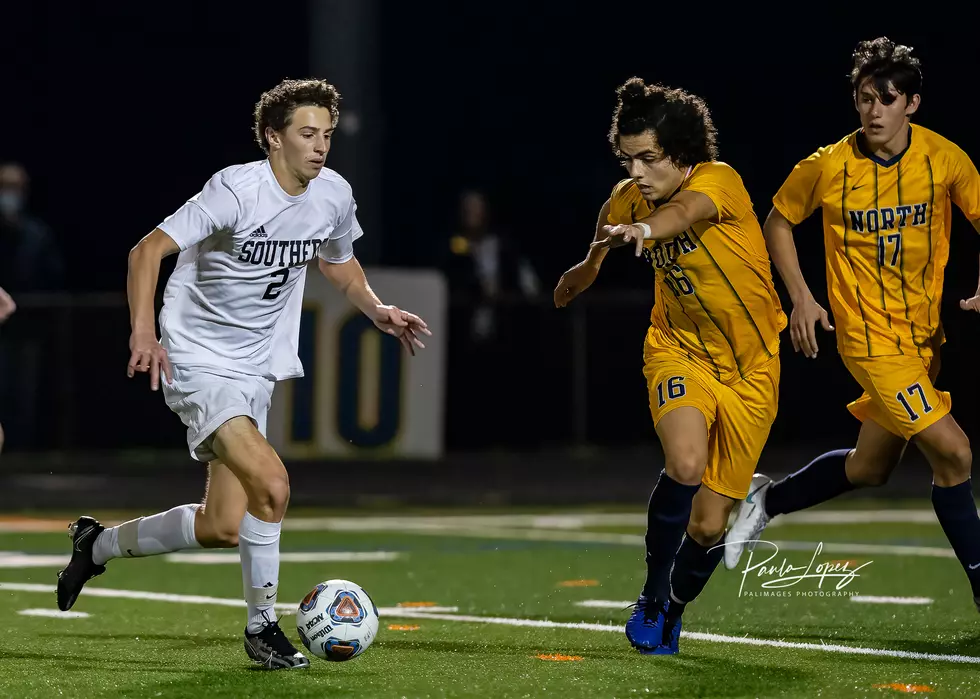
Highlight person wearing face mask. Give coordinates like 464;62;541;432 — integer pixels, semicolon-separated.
0;163;64;293
0;163;62;452
0;284;15;453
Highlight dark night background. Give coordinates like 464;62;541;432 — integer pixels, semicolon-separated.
1;3;978;478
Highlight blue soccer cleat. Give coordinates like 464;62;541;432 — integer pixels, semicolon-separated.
625;595;667;651
647;603;682;655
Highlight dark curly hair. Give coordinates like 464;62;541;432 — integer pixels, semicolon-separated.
253;78;342;154
608;78;718;166
850;37;922;105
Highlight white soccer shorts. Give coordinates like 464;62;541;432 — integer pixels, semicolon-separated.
161;363;275;462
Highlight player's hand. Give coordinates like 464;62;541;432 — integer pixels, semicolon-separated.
593;224;647;257
0;287;16;323
373;305;431;356
790;295;834;359
959;294;980;313
127;330;173;391
554;261;600;307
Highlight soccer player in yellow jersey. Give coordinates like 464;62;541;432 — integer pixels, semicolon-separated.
555;78;786;654
725;37;980;612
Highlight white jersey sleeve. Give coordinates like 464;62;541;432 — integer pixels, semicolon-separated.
317;197;364;264
158;171;243;250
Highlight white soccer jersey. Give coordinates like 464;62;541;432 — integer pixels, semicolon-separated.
157;159;363;381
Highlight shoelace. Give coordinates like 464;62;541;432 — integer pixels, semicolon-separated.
255;611;296;653
624;599;662;625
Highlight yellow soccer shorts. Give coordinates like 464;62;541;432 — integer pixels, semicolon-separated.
642;347;780;500
842;353;950;440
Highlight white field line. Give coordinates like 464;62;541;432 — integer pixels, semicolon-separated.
283;510;950;531
0;551;402;569
18;608;90;618
164;551;402;564
0;554;73;568
0;510;957;534
768;540;955;559
0;533;957;569
0;582;456;615
578;597;937;608
576;600;632;609
1;581;975;665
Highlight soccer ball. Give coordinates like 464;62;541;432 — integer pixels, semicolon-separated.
295;579;380;661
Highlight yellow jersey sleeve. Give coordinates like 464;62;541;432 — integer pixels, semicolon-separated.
947;147;980;222
684;162;752;223
773;147;832;226
607;179;645;225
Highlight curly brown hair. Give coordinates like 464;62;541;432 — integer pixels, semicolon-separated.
253;79;342;154
850;37;922;105
608;77;718;166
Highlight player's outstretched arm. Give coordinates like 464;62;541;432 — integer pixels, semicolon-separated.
318;257;431;355
554;199;611;308
127;228;179;389
763;207;833;358
957;220;980;314
592;191;717;258
0;286;16;323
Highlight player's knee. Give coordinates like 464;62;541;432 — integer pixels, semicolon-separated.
933;442;973;486
194;506;239;548
251;470;291;521
845;451;892;488
847;466;890;488
688;517;725;547
664;452;708;487
207;524;239;548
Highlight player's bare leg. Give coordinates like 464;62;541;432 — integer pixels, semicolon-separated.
626;407;707;653
653;487;736;655
212;416;308;669
913;415;980;611
57;456;249;611
194;461;249;547
725;419;906;569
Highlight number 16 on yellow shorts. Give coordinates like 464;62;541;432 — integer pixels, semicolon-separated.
643;350;780;500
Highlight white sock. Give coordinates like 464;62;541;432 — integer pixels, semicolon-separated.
91;504;201;566
239;512;282;634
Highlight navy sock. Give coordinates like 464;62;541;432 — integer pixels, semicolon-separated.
932;479;980;598
668;534;724;614
641;470;700;602
765;449;855;518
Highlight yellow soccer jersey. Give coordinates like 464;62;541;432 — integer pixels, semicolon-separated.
608;162;787;385
773;124;980;358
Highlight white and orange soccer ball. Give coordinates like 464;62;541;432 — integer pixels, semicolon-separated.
295;579;380;661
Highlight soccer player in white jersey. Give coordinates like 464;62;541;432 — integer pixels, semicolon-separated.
55;79;430;669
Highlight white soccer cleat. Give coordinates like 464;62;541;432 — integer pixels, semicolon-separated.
724;474;773;570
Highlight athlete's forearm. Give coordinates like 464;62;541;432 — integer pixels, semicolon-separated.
974;252;980;296
763;208;815;305
127;231;172;335
632;190;718;242
346;277;384;317
633;201;696;242
584;199;612;267
319;257;383;317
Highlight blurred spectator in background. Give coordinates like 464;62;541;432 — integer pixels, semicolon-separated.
0;162;64;292
446;189;540;342
0;162;63;450
0;286;15;454
444;189;543;449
